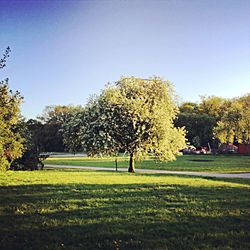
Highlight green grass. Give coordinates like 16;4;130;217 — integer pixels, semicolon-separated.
0;169;250;249
44;154;250;173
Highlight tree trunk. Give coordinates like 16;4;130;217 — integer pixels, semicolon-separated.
128;153;135;173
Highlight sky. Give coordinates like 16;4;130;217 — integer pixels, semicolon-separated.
0;0;249;119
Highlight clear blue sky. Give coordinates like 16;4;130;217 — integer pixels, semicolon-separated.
0;0;249;119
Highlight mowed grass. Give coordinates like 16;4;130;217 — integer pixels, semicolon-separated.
0;169;250;250
44;154;250;173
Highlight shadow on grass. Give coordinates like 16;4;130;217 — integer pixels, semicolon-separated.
0;182;250;250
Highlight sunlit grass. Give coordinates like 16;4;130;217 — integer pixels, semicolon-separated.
44;154;250;173
0;170;250;249
1;169;250;187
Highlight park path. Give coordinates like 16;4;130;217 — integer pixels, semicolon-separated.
45;164;250;179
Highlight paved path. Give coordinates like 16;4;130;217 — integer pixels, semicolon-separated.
45;164;250;179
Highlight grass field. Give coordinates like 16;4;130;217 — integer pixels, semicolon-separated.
44;154;250;173
0;169;250;249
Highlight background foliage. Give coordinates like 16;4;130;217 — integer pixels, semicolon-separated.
0;48;24;171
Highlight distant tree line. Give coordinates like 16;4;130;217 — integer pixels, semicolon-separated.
30;93;249;159
175;95;250;148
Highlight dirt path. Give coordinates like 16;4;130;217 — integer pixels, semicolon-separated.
45;164;250;179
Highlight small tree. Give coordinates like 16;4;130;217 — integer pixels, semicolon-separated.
82;77;186;172
0;48;24;170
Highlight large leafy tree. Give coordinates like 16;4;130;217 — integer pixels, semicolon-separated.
214;94;250;143
199;96;226;120
81;77;186;172
0;47;24;170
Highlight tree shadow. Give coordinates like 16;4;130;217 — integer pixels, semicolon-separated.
188;159;214;162
0;182;249;250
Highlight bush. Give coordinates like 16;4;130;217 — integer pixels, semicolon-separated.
10;151;44;171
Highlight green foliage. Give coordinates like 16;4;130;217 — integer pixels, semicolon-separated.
0;170;250;249
18;118;56;153
214;94;250;143
38;105;83;152
10;119;45;170
192;135;201;148
25;119;45;152
199;95;226;120
62;108;85;153
0;48;24;171
179;101;199;113
177;94;250;148
39;105;82;124
175;110;216;147
81;77;186;172
0;47;11;69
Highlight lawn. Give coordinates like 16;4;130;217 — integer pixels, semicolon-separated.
0;169;250;249
44;154;250;173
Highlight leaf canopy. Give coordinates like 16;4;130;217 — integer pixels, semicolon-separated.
82;77;186;163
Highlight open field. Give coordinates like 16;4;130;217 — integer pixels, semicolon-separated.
44;154;250;173
1;169;250;249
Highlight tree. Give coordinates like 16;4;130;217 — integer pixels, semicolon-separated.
81;77;186;172
175;112;216;148
62;108;85;153
179;102;200;113
214;94;250;143
0;48;24;170
238;94;250;143
175;97;226;149
10;118;41;170
38;105;83;152
0;47;11;69
25;119;45;152
39;105;81;124
199;96;226;121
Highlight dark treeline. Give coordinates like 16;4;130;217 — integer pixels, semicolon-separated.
23;105;84;153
